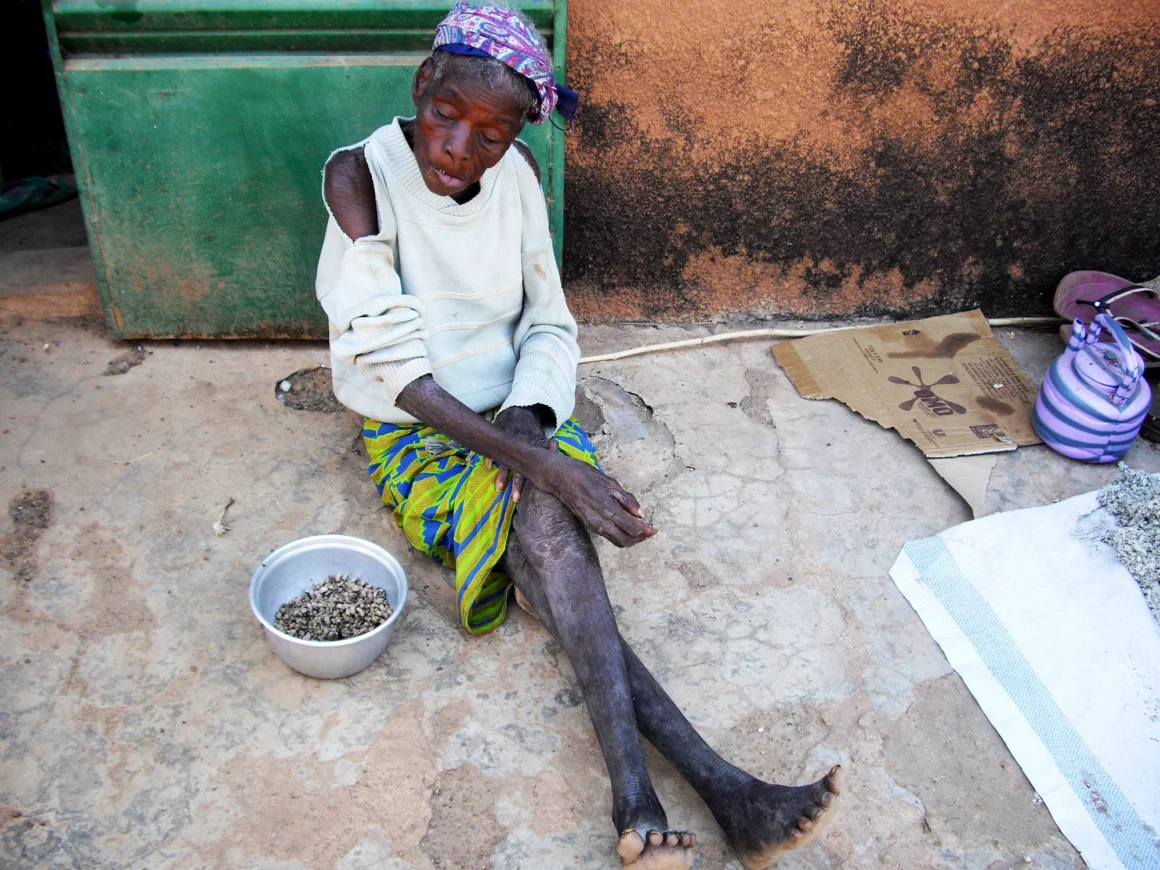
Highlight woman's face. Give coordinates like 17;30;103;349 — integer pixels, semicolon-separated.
411;58;527;198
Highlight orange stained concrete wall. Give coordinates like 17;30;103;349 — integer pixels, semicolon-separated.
561;0;1160;321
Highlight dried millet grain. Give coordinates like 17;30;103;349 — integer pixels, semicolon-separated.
1098;463;1160;626
275;574;392;641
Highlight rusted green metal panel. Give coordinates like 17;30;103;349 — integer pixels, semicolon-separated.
43;0;565;339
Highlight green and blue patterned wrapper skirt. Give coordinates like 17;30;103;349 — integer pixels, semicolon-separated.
363;416;601;634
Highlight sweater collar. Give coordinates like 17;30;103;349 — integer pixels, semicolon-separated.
373;117;500;216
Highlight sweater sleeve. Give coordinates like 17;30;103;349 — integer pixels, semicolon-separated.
498;149;581;434
315;179;431;406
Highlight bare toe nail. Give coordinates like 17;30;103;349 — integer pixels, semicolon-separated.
798;818;813;832
827;765;844;792
792;830;805;840
648;831;663;846
682;832;694;847
617;830;644;860
820;792;833;807
805;805;823;820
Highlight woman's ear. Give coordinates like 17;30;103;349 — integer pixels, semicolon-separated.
413;57;435;107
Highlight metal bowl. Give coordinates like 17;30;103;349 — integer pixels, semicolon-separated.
249;534;408;679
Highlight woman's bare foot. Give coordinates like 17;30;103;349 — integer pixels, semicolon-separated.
617;828;696;869
711;765;843;869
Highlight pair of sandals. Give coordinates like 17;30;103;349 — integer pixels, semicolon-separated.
1055;271;1160;367
1055;271;1160;441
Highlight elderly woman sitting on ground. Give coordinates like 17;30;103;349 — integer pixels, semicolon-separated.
315;4;842;867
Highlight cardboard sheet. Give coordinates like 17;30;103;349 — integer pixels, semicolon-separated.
773;310;1040;459
928;454;997;518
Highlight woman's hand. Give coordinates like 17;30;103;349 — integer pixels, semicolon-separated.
488;406;550;503
538;451;657;548
395;381;656;548
489;407;655;547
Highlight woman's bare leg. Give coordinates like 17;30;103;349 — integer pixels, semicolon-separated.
505;482;694;869
505;494;842;870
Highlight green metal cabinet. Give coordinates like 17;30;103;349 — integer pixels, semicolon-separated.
42;1;567;338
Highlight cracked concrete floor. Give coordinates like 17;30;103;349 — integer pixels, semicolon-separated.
2;319;1158;870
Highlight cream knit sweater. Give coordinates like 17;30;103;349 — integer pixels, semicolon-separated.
315;118;580;433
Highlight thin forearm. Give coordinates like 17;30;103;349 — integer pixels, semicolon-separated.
395;376;554;484
397;377;654;547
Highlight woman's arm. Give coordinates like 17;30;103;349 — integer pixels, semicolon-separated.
325;148;378;240
396;376;656;548
320;147;433;409
495;142;580;434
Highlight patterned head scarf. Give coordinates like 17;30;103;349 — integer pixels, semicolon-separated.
433;2;580;125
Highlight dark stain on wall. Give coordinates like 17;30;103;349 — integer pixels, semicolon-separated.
835;0;931;95
563;4;1160;321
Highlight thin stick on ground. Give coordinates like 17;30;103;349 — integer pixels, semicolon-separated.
577;316;1064;365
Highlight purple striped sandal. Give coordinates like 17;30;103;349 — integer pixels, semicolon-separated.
1033;313;1152;463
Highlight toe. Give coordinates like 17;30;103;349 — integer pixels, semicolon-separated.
617;830;645;862
620;826;701;868
824;765;844;794
798;818;814;832
804;804;824;820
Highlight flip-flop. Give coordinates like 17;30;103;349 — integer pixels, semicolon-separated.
1115;318;1160;365
1054;271;1160;364
1060;320;1160;368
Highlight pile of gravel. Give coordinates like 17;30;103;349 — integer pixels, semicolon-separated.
275;575;393;641
1099;464;1160;625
